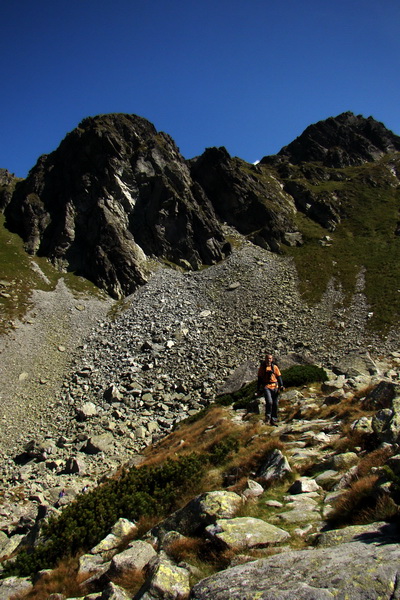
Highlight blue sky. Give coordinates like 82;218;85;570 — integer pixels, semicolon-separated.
1;0;399;178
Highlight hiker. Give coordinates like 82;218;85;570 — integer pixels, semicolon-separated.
55;488;66;508
257;353;284;425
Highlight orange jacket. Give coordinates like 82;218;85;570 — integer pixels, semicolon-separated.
257;361;283;390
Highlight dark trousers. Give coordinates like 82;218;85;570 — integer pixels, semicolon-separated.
264;387;279;422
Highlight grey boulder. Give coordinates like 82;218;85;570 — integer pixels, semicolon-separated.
190;540;400;599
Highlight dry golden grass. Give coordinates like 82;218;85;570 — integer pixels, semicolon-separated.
356;446;393;477
140;406;229;467
356;493;399;523
223;434;285;488
11;556;88;600
111;568;145;595
319;395;374;423
167;536;238;573
327;474;379;525
325;444;396;526
165;536;205;564
135;514;163;539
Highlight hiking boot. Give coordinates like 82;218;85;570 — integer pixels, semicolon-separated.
270;419;278;426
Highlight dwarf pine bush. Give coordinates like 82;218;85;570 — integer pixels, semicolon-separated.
2;453;205;578
282;365;327;387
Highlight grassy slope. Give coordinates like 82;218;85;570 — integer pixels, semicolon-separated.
279;156;400;333
0;214;106;335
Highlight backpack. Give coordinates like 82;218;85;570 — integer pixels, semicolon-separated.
260;361;278;382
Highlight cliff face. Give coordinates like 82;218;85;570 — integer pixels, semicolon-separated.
4;114;229;298
0;168;18;211
189;146;298;251
3;111;400;299
260;112;400;231
264;111;400;168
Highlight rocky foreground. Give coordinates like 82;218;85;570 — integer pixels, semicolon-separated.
0;235;400;598
1;357;400;599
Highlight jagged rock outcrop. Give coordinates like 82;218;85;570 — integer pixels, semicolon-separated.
0;168;18;210
262;111;400;168
4;114;230;298
3;111;400;297
260;112;400;230
190;147;299;251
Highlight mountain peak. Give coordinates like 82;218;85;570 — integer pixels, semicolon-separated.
262;112;400;168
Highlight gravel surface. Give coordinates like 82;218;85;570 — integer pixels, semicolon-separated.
0;238;399;464
0;278;113;457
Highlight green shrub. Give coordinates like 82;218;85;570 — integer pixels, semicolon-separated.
208;436;240;466
282;365;328;387
2;453;205;579
216;381;257;409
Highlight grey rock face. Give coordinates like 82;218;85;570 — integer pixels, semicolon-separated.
372;389;400;443
151;491;243;539
190;146;297;252
0;576;32;598
264;112;400;168
107;541;157;577
190;541;400;600
135;552;190;600
314;521;399;548
256;449;292;484
0;168;18;210
5;114;229;298
205;517;290;549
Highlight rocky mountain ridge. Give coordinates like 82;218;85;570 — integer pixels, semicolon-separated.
265;111;400;167
3;111;400;301
3;114;229;298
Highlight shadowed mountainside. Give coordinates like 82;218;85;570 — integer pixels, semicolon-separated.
1;111;400;330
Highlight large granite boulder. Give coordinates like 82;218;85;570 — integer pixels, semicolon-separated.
314;521;399;548
256;449;292;484
90;518;138;559
205;517;290;549
0;576;32;598
151;490;242;539
190;540;400;599
135;552;190;600
107;541;157;578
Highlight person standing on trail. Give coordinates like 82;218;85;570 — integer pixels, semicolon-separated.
257;353;284;426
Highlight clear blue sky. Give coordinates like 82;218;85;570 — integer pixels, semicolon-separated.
1;0;399;178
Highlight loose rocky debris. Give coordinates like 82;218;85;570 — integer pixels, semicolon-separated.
0;226;400;598
2;244;399;497
2;373;400;599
